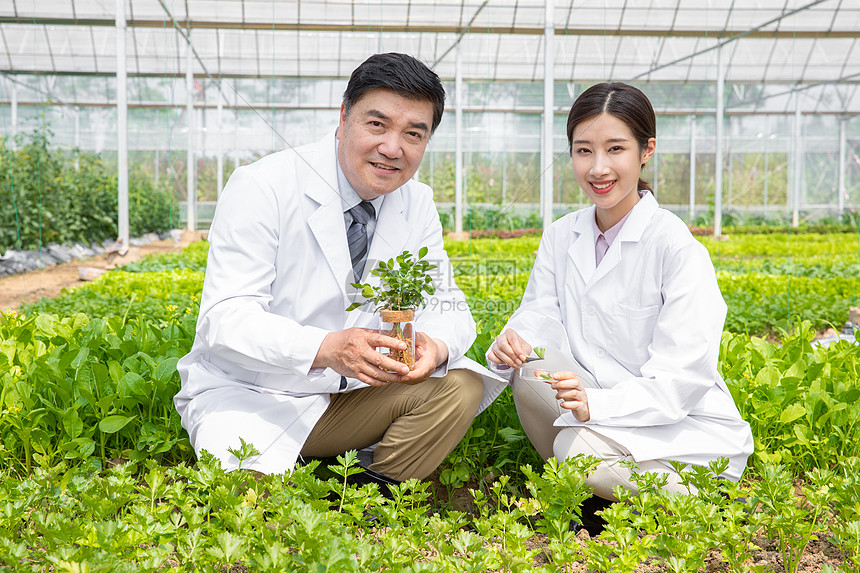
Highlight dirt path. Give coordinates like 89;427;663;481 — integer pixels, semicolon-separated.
0;238;192;314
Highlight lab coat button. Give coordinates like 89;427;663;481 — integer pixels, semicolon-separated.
587;305;596;316
596;348;606;357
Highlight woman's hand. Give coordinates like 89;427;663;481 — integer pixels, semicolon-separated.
488;328;532;369
550;372;590;422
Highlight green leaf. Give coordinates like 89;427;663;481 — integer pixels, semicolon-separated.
62;409;84;439
780;403;806;424
70;347;90;369
419;246;428;259
34;314;57;337
118;371;146;398
154;357;179;383
99;415;135;434
108;361;124;385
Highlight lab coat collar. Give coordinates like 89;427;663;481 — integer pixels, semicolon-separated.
567;192;660;288
568;207;598;285
616;191;658;244
306;130;355;304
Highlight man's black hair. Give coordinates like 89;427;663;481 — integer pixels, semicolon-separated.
343;53;445;134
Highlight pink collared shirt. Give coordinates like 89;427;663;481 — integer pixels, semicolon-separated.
593;209;633;267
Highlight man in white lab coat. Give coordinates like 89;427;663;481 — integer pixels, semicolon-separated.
175;53;505;482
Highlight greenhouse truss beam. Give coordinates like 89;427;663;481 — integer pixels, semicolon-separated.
3;16;858;40
631;0;830;81
7;96;859;118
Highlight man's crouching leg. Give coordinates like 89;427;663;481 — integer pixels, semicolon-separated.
370;369;483;481
301;370;484;482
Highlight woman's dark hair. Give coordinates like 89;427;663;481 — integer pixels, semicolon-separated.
566;82;656;192
343;53;446;134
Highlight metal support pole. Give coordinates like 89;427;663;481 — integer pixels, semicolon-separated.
792;98;801;227
503;152;508;206
10;81;17;149
763;150;769;214
186;30;197;231
116;0;129;248
727;149;733;209
838;117;846;217
541;0;555;230
455;45;464;234
714;48;725;238
689;114;696;221
74;106;80;171
217;83;224;200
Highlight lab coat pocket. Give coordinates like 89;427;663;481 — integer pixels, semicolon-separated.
612;303;660;367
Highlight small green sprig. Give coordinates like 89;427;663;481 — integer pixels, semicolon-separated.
346;247;437;312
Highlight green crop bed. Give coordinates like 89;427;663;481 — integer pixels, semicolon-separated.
1;232;859;571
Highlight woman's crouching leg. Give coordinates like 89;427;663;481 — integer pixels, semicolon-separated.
553;426;692;501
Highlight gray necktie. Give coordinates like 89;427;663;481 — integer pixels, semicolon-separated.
347;200;376;282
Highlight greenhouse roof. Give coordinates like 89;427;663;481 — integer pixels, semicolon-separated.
1;0;859;87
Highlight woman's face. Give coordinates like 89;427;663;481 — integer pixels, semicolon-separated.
570;112;656;231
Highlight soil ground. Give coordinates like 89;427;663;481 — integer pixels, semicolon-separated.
0;237;194;314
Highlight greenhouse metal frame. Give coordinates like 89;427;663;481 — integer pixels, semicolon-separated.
2;0;859;246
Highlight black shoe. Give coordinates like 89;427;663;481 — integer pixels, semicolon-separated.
348;465;401;499
569;495;612;536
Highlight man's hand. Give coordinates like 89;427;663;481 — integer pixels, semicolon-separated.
314;328;411;386
549;372;590;422
488;328;532;369
395;332;449;385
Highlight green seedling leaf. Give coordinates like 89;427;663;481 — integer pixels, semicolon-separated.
227;437;261;468
345;249;437;313
534;347;546;359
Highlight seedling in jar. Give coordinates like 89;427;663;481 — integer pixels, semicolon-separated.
346;247;437;369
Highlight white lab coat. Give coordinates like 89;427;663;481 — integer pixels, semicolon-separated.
499;193;754;481
175;131;506;474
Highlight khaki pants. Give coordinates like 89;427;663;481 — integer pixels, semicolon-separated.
512;347;690;500
300;369;483;481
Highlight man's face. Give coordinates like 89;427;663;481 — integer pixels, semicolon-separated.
337;88;434;200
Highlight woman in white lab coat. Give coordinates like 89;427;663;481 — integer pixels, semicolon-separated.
487;83;753;527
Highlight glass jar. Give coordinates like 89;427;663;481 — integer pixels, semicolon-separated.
379;308;416;369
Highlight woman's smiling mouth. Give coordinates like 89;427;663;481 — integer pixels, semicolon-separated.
590;180;616;194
